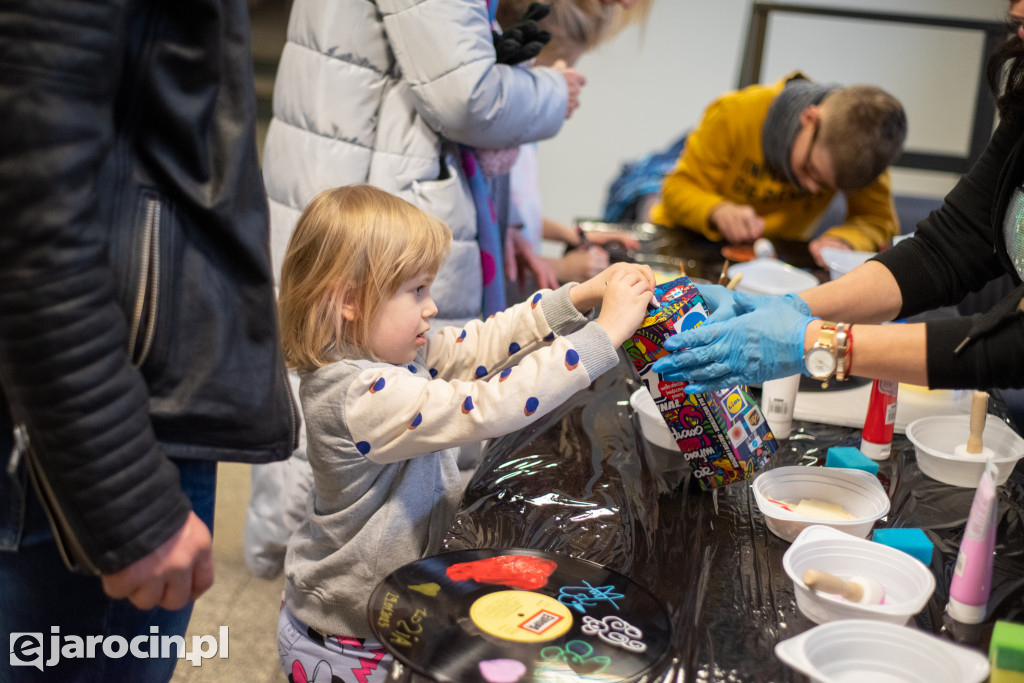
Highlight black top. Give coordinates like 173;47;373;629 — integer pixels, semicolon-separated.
875;117;1024;389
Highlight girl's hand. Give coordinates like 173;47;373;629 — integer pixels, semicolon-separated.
595;265;656;346
571;263;654;345
571;262;655;312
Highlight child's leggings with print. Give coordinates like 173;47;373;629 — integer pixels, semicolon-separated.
278;604;393;683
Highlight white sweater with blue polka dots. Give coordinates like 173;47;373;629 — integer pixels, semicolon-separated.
284;284;621;637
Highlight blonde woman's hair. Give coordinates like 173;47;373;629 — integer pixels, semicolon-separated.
277;185;451;371
820;85;907;191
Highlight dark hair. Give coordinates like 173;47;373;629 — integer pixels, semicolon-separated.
820;85;907;191
987;25;1024;121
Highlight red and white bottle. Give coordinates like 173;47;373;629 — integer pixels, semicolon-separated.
861;379;899;460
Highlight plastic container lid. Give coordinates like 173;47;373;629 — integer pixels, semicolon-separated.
727;258;819;296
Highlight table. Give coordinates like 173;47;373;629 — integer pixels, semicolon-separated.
442;360;1024;681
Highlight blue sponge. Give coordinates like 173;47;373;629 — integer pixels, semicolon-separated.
872;528;934;566
825;446;879;476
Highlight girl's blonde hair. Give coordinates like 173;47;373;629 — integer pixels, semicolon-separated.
278;185;451;371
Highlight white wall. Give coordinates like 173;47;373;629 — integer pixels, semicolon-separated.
538;0;1010;225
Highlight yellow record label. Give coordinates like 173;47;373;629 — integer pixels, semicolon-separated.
469;590;573;643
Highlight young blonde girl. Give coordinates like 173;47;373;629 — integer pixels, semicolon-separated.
275;185;654;681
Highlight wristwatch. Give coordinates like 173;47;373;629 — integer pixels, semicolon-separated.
804;322;840;387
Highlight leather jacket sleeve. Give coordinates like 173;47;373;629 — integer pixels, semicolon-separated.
0;0;191;574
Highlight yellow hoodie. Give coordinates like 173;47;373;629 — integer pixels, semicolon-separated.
650;75;898;251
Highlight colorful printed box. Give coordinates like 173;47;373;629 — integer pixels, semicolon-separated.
622;276;776;490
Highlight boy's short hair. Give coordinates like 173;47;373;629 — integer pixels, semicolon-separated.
278;185;451;371
820;85;907;191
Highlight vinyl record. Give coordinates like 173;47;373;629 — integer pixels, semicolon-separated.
368;548;673;682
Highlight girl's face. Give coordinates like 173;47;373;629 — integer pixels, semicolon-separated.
367;271;438;364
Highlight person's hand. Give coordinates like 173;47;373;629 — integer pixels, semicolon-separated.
571;262;654;313
101;511;213;611
694;283;740;323
552;59;586;118
595;265;656;346
696;284;810;325
505;228;560;290
493;2;551;65
650;291;815;393
581;230;642;251
553;245;610;282
709;202;766;243
809;235;852;268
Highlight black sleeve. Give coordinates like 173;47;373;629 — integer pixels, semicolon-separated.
0;0;190;574
874;119;1016;318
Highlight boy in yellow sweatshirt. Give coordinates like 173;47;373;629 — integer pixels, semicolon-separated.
650;72;906;266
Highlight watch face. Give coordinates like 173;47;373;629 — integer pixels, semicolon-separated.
805;346;836;378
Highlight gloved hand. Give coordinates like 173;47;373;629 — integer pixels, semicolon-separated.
695;284;739;324
493;2;552;65
651;290;816;393
696;283;810;325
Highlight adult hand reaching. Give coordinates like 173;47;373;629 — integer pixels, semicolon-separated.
696;283;810;325
554;245;610;282
651;290;815;393
709;202;766;243
506;228;560;290
808;235;852;268
101;511;213;611
581;230;642;251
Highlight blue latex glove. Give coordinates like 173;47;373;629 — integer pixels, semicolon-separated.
694;283;739;324
697;284;811;324
651;290;816;393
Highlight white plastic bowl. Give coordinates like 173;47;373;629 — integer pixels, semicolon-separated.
783;525;935;625
728;257;819;296
752;466;890;541
819;246;875;281
629;388;677;451
906;414;1024;487
775;619;990;683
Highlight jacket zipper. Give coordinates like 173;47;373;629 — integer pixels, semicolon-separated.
127;198;161;366
11;423;99;575
284;367;300;451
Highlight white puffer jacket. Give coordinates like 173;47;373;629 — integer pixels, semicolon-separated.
262;0;569;324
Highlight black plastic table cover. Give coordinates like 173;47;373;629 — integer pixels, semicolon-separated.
442;359;1024;682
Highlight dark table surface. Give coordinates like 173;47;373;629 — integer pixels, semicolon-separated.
437;222;1024;681
442;360;1024;682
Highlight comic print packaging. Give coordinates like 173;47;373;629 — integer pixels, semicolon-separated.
622;276;776;490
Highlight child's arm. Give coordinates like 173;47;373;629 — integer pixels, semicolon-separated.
425;264;653;381
423;284;588;382
344;265;653;464
345;331;617;465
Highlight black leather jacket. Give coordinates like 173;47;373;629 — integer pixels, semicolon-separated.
0;0;297;574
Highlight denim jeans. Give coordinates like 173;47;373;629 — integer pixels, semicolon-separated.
0;435;217;683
